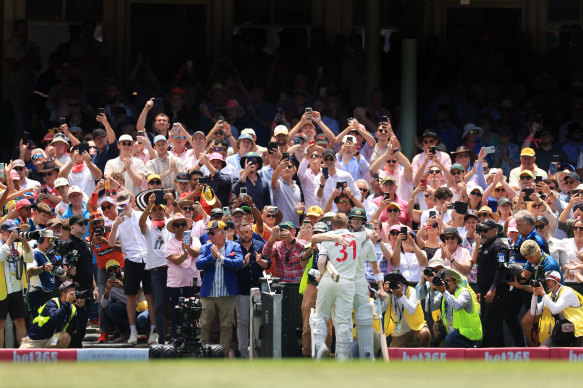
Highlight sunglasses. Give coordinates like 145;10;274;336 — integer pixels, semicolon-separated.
423;140;434;144
41;171;55;177
14;166;26;171
266;214;277;218
101;204;114;211
564;180;576;185
76;221;89;227
444;235;458;241
386;159;398;164
338;200;351;205
181;206;194;212
32;154;44;160
239;230;252;235
535;224;546;230
323;157;335;162
174;136;186;140
387;208;400;213
173;222;187;228
389;231;400;236
428;170;441;175
149;180;162;185
310;154;320;158
495;188;505;192
120;141;133;146
378;129;389;133
476;228;492;234
451;170;463;175
519;176;532;180
358;187;368;192
573;226;583;231
470;191;482;196
427;223;439;229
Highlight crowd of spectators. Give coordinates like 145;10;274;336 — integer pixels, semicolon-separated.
2;19;583;355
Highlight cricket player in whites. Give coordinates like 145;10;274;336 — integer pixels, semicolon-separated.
310;212;367;360
347;209;386;359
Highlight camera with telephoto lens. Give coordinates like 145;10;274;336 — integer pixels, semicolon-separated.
529;280;541;288
51;258;66;277
388;280;400;290
500;263;524;283
150;282;224;359
51;239;79;268
17;230;41;241
432;276;444;287
424;268;435;277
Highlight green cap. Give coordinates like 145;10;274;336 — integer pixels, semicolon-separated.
240;205;252;213
451;163;465;172
349;207;367;220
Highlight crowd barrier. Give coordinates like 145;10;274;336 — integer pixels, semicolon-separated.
1;347;583;362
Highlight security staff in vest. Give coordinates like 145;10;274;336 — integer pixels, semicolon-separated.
432;268;482;347
531;271;583;347
63;214;98;348
473;218;510;347
27;229;69;319
19;281;82;349
383;271;430;347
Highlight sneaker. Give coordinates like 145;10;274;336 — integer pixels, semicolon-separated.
89;318;100;326
97;333;108;343
315;343;329;360
128;331;138;345
148;332;158;345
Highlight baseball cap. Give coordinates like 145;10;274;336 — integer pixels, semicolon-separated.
241;128;256;137
320;212;336;222
175;172;190;182
386;202;401;210
498;197;512;206
147;174;161;183
54;177;69;188
119;134;133;143
421;130;438;139
13;159;26;168
1;219;18;231
563;172;581;182
241;205;252;214
105;260;122;270
51;133;69;145
274;125;289;136
535;215;549;225
170;87;186;96
313;222;328;233
315;134;329;145
67;186;83;197
382;176;396;184
42;133;55;143
237;133;254;142
90;212;104;224
477;218;498;231
69;214;88;226
544;270;562;284
116;191;131;206
519;170;534;178
92;128;107;138
15;199;32;210
507;219;518;233
231;208;244;215
205;220;226;231
153;135;167;144
58;281;75;293
450;163;465;172
208;152;225;163
210;208;224;217
520;147;535;157
322;149;336;158
306;206;323;217
192;131;206;140
280;221;295;229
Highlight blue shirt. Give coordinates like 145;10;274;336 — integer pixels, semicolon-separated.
32;250;56;291
524;252;563;284
512;229;549;264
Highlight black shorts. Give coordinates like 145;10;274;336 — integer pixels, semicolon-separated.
0;291;28;320
123;260;152;295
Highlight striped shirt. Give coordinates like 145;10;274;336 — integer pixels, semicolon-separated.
210;245;228;297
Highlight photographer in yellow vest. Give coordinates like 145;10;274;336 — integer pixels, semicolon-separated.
432;268;482;347
383;271;430;347
531;270;583;347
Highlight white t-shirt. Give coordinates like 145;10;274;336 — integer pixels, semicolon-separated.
144;219;173;270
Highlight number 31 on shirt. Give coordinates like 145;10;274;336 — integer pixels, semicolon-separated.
335;241;356;262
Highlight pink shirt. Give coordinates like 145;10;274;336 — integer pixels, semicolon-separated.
170;147;195;172
431;245;472;275
164;237;201;287
411;150;451;185
371;195;411;225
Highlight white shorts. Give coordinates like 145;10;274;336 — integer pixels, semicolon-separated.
316;276;355;327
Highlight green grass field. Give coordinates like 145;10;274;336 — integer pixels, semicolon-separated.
0;360;578;388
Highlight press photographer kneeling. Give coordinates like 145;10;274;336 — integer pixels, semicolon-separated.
531;271;583;347
19;281;84;349
27;229;69;319
100;260;129;337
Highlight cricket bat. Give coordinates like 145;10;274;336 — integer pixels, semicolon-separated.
326;260;340;282
376;295;390;362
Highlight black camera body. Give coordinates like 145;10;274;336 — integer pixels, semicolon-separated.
150;292;224;359
424;268;435;277
432;276;444;287
75;290;90;299
500;262;524;283
388;280;400;290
